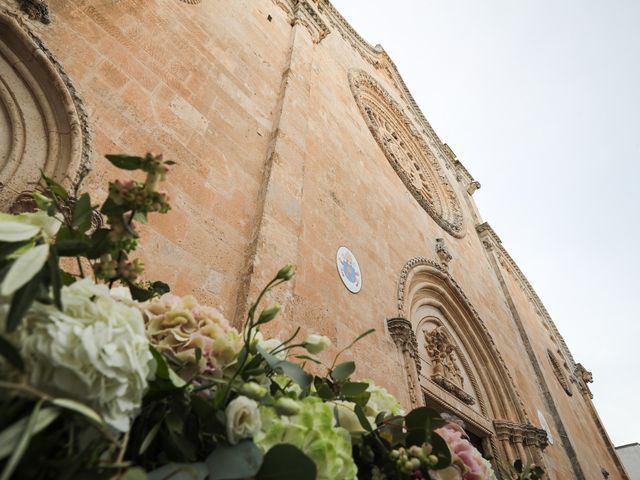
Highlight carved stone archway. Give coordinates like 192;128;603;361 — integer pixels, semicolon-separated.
0;7;91;209
389;257;548;470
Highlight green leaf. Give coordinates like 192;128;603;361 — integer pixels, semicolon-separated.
0;335;23;371
0;405;59;461
47;246;62;309
404;407;445;446
341;381;369;396
139;420;163;455
0;400;45;480
354;404;373;432
257;345;312;393
0;243;49;296
0;240;32;259
121;468;148;480
429;431;452;469
71;193;93;233
206;441;263;480
42;173;69;199
105;154;144;171
6;272;42;331
51;398;104;426
147;463;207;480
0;221;40;242
257;444;316;480
331;361;355;382
150;346;186;388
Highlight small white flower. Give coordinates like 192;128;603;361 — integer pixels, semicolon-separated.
260;338;286;360
304;334;332;354
225;396;261;445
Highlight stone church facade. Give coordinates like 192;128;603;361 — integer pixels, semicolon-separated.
0;0;628;478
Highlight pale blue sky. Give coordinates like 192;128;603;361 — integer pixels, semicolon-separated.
332;0;640;446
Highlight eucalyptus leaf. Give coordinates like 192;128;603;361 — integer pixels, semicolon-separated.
0;406;60;461
1;244;49;296
0;221;40;242
429;431;452;469
150;346;186;388
206;441;263;480
341;381;369;396
257;444;316;480
42;173;69;199
147;463;207;480
330;361;355;382
257;345;312;393
354;404;373;433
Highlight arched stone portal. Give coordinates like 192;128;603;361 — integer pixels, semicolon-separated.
0;7;91;210
388;257;548;470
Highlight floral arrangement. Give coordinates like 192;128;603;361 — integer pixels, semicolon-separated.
0;153;543;479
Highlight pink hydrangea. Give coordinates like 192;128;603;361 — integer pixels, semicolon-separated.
142;294;242;375
433;422;495;480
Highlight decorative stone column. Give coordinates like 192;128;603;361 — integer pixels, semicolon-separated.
387;317;422;409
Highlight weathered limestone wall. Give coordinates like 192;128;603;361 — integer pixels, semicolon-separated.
0;0;627;478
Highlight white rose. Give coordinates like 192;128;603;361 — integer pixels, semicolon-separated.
226;396;261;444
18;278;155;432
304;334;331;354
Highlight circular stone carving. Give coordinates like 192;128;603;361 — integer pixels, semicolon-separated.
349;70;464;237
336;246;362;293
0;10;91;208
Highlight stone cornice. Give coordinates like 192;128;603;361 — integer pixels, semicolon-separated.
272;0;478;185
476;222;576;372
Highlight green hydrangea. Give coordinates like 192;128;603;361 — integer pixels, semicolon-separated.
254;397;357;480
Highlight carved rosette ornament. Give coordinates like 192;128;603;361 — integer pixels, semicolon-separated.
349;70;465;238
387;317;422;408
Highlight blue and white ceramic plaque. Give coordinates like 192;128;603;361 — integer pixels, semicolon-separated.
336;246;362;293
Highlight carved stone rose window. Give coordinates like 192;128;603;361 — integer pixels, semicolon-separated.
349;70;464;237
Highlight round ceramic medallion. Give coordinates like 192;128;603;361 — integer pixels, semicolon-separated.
336;246;362;293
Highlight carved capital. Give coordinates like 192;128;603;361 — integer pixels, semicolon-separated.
467;181;481;196
494;421;548;451
387;317;418;363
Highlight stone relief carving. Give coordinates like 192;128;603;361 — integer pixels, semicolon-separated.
17;0;50;24
435;238;452;269
0;8;92;210
493;420;549;451
575;363;594;398
423;325;475;405
350;70;465;238
548;350;573;396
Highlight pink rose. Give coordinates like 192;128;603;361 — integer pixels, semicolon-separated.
435;423;493;480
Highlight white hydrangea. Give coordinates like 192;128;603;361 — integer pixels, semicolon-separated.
18;279;155;432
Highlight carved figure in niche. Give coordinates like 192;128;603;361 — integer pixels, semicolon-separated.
424;326;464;388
